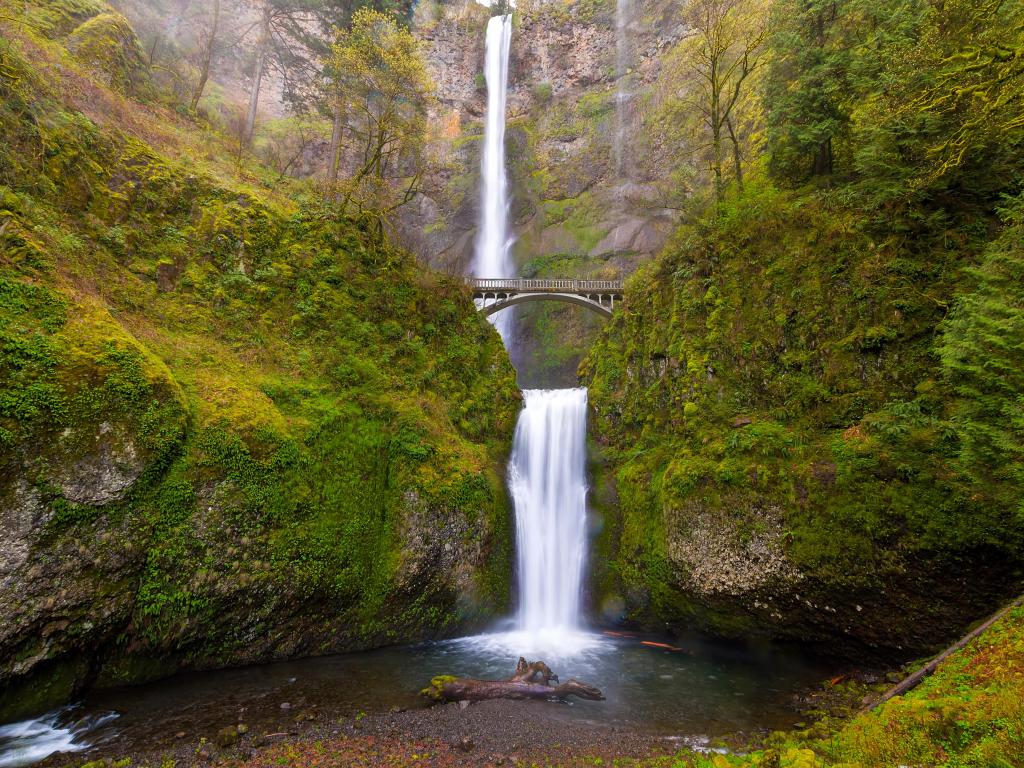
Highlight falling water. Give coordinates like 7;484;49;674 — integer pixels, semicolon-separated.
474;12;516;341
613;0;633;180
465;5;596;657
508;389;590;640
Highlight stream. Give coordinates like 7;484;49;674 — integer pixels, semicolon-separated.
0;628;833;767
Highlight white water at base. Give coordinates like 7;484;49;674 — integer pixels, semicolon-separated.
474;13;516;342
0;711;116;768
509;389;590;648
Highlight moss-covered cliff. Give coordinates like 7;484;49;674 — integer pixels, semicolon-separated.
0;1;519;721
582;181;1024;659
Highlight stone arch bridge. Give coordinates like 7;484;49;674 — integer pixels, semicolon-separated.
468;278;624;318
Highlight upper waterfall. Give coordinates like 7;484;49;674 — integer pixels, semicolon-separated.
614;0;632;179
474;12;516;342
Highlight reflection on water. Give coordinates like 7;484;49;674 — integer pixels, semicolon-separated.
0;628;832;766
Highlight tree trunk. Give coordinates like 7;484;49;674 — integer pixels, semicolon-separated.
245;4;271;144
712;122;724;202
710;57;724;203
327;98;344;196
191;0;220;111
813;136;833;177
727;114;743;192
147;34;161;68
423;658;605;704
861;595;1024;714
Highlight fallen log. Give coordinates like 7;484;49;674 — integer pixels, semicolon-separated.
422;657;605;703
861;594;1024;713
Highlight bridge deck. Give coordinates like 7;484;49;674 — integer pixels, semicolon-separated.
468;278;623;293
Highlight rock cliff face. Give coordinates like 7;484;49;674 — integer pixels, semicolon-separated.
403;0;687;385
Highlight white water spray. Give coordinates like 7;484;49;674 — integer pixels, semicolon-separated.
0;711;116;768
474;12;516;341
509;389;589;639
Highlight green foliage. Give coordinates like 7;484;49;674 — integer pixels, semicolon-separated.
0;5;519;715
582;174;1023;650
939;193;1024;517
329;8;435;218
766;0;1024;199
583;0;1024;655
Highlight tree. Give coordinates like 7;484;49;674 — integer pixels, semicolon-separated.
328;7;434;218
190;0;221;110
662;0;767;202
764;0;850;182
241;0;414;145
306;0;415;189
242;0;324;143
850;0;1024;200
939;192;1024;518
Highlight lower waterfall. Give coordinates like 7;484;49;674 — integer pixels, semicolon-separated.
509;389;590;635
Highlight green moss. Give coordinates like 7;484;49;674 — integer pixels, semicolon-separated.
421;674;458;701
582;178;1024;656
65;12;152;96
0;8;519;709
15;0;108;37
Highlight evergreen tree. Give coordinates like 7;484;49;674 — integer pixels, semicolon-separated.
764;0;851;183
939;193;1024;517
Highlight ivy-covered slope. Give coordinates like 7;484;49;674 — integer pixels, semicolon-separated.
581;0;1024;661
0;1;519;721
582;181;1024;659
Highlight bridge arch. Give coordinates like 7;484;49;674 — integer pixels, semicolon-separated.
469;278;623;320
479;292;614;318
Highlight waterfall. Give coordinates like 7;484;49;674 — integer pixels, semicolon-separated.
613;0;632;180
509;389;589;637
474;12;515;342
462;6;599;658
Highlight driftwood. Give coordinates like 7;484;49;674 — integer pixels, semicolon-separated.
422;657;605;703
862;594;1024;713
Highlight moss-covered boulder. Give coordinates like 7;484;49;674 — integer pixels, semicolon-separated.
65;11;152;97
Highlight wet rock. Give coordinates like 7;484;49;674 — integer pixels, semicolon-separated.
51;422;146;506
665;500;801;597
0;480;49;585
215;725;239;747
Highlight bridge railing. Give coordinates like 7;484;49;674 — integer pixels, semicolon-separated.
468;278;624;293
